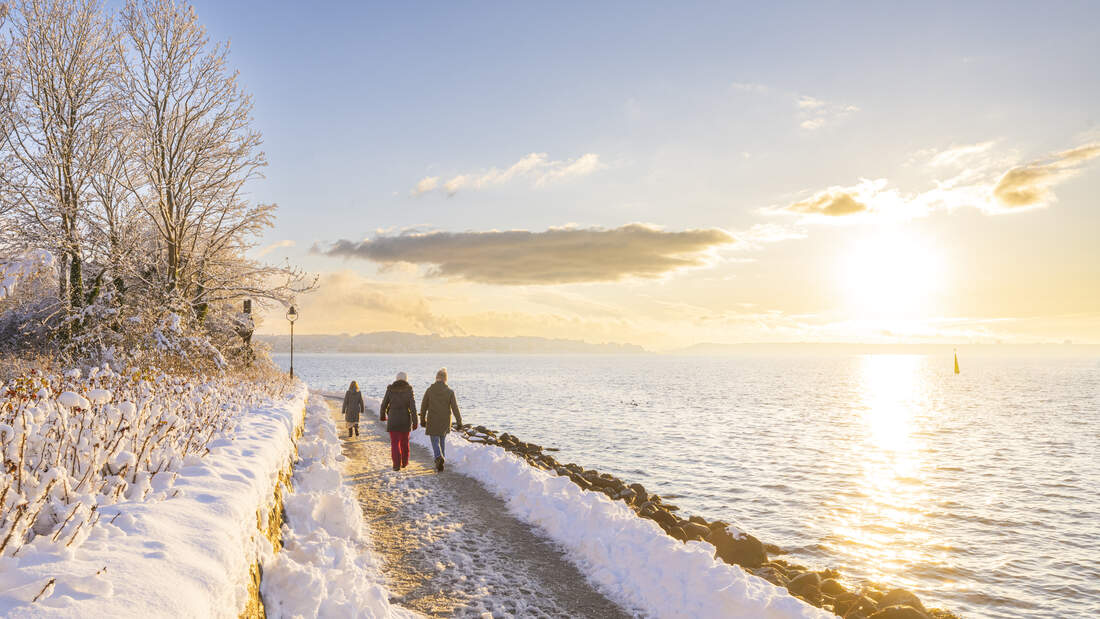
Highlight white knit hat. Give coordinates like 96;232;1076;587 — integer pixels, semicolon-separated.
396;372;407;382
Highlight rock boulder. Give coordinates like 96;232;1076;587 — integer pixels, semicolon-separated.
707;527;768;568
820;577;846;596
682;522;711;540
879;589;926;612
786;572;821;605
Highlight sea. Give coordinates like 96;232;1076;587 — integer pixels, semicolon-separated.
273;351;1100;618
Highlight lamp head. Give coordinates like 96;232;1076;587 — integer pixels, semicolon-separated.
286;305;299;323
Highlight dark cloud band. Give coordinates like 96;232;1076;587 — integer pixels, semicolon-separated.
319;224;734;285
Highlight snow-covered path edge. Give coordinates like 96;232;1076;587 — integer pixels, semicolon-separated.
261;395;416;618
408;426;834;619
5;383;309;618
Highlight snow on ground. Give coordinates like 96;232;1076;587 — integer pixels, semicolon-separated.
261;395;415;618
1;376;308;618
408;425;833;619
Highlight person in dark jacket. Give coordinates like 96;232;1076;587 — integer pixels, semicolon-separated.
342;381;364;437
380;372;418;471
420;368;463;472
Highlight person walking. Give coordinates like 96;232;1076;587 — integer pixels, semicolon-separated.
380;372;418;471
421;368;463;472
342;380;364;438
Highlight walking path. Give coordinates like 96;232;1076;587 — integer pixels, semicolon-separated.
324;397;632;619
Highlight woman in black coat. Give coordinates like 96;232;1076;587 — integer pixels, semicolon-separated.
380;371;418;471
342;380;364;437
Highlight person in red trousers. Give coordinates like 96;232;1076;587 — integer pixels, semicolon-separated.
379;371;417;471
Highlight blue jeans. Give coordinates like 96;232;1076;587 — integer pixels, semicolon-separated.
430;434;446;460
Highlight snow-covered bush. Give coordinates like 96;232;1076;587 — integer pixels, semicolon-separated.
0;363;292;558
0;288;260;376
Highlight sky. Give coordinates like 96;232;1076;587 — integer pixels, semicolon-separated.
190;1;1100;349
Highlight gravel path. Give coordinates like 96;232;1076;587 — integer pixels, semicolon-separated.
326;398;632;619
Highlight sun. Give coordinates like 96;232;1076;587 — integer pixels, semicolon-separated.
837;230;945;319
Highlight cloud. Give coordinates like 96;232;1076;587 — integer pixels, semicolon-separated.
906;140;1016;192
992;143;1100;210
293;270;465;335
318;224;735;285
255;239;295;257
771;180;896;219
411;176;439;195
442;174;468;195
1060;143;1100;163
796;95;859;131
411;152;605;196
726;84;857;130
918;140;1100;212
769;140;1100;223
535;153;603;186
789;191;867;216
797;95;825;110
525;290;627;319
734;223;808;247
926;141;998;168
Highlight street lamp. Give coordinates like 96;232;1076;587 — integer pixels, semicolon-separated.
286;304;299;378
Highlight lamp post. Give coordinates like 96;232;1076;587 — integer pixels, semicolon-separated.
286;304;299;378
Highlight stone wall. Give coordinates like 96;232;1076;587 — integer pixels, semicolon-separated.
239;408;306;619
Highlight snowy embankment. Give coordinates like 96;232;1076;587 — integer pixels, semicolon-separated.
0;367;307;617
260;395;413;618
406;423;832;619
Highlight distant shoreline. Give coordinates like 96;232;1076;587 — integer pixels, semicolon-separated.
258;332;1099;356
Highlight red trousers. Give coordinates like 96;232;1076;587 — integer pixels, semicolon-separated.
389;431;410;467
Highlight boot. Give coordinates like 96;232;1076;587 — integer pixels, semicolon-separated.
435;456;445;472
348;427;353;437
354;425;359;436
392;463;400;471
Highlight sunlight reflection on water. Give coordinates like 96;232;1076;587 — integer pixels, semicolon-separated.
828;356;936;587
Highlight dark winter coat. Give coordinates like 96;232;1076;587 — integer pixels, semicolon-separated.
380;380;417;433
342;388;364;422
420;381;462;436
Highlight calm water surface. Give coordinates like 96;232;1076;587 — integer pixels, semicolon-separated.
274;352;1100;618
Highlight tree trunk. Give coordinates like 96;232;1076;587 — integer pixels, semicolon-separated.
192;282;207;323
166;238;179;294
69;252;83;310
58;253;70;309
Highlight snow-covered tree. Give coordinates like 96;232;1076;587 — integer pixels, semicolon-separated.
0;0;122;316
121;0;269;311
0;0;312;370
